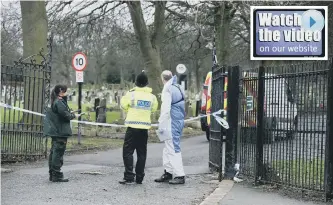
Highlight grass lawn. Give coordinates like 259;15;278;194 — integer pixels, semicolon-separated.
47;136;124;151
2;98;202;160
67;102;121;124
0;101;24;123
0;101;121;124
272;158;325;189
1;99;198;124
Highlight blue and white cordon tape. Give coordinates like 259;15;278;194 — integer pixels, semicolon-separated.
0;102;229;129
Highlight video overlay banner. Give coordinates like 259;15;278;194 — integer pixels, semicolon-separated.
251;6;328;60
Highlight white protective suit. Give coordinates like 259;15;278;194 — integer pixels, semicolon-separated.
158;75;186;177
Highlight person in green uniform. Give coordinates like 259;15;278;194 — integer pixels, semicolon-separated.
43;85;81;182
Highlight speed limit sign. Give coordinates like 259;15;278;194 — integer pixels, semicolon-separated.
72;52;87;71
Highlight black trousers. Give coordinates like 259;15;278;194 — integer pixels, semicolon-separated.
123;127;148;181
48;137;67;176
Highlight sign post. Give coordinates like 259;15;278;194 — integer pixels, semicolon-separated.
72;52;87;145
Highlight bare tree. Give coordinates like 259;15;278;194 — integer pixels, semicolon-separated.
20;0;48;125
126;1;167;95
1;2;22;65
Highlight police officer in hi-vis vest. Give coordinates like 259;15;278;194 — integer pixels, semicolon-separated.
119;71;158;184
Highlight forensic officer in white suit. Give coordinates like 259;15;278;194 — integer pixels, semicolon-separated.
155;70;186;185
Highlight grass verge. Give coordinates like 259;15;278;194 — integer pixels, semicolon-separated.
271;158;325;190
2;126;204;160
48;137;124;152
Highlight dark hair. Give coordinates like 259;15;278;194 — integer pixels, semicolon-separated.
51;84;68;105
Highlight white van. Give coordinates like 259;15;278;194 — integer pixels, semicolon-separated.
242;72;298;143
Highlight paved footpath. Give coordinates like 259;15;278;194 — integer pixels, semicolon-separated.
219;184;333;205
1;136;219;205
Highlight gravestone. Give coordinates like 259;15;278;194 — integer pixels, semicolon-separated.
97;91;103;99
97;98;107;123
72;96;78;103
109;95;113;105
118;92;126;120
185;100;190;118
188;101;193;117
94;98;100;122
114;91;118;103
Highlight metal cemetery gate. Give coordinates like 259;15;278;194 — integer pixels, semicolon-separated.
1;37;52;162
209;65;239;180
209;65;226;180
209;59;333;200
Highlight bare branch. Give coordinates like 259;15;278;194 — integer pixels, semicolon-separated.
151;1;167;48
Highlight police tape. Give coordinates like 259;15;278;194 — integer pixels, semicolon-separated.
0;103;229;129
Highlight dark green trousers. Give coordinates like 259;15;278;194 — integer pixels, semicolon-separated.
48;137;67;176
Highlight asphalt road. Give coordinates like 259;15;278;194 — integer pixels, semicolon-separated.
1;135;218;205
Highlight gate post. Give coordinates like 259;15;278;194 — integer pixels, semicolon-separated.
225;66;240;179
44;34;53;159
325;60;333;200
219;66;227;182
256;66;265;184
209;65;225;177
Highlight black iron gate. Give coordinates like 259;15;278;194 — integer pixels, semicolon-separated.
1;37;52;162
209;59;333;200
209;65;226;180
236;59;333;199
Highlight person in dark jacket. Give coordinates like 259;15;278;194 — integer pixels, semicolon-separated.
43;85;81;182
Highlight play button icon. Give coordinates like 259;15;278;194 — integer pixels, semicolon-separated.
301;9;325;32
310;17;316;27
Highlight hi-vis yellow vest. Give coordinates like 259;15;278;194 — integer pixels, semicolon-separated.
120;87;158;129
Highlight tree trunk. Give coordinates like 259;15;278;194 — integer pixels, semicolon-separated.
126;1;166;99
20;1;48;126
215;2;233;65
120;65;124;86
194;58;201;94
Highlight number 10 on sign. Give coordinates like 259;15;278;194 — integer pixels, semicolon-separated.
72;52;87;71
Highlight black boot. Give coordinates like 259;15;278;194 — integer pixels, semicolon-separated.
169;176;185;185
119;179;135;185
52;172;69;182
154;170;173;183
136;177;143;184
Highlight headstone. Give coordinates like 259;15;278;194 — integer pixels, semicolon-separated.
97;91;103;98
188;101;193;117
97;98;107;123
86;91;91;103
2;85;6;98
94;98;100;122
109;95;113;104
114;91;118;103
20;90;24;102
73;96;78;103
195;94;200;101
185;100;190;118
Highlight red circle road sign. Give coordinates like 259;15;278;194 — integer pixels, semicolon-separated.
72;52;87;71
